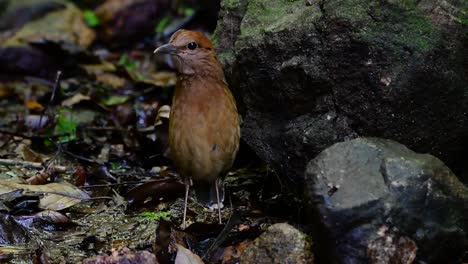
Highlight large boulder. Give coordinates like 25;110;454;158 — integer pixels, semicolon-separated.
305;138;468;263
215;0;468;182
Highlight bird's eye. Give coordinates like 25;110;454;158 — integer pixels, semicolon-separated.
187;42;198;50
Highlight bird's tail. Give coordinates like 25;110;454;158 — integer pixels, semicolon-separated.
193;178;225;209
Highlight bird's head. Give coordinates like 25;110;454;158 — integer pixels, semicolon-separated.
154;29;222;78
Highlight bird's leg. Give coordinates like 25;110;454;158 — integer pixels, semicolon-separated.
215;179;222;224
183;178;190;229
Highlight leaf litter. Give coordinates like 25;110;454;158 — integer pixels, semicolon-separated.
0;0;294;263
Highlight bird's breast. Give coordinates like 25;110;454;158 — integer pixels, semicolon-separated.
169;78;240;183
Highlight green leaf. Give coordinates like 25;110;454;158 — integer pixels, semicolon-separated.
54;115;78;143
110;162;122;170
44;139;53;147
83;10;100;27
139;211;170;220
118;53;137;70
155;16;171;33
184;8;195;17
102;95;130;106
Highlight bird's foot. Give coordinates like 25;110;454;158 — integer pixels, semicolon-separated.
208;202;224;210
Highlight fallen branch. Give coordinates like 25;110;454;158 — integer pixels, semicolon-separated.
0;159;66;173
0;129;70;140
84;126;156;133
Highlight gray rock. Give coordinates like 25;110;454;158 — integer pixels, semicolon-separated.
241;223;314;264
304;138;468;263
215;0;468;183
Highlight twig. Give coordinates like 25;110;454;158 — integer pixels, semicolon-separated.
137;126;156;133
0;158;66;172
85;196;115;202
84;126;156;133
38;70;62;129
80;178;174;189
0;134;12;149
0;129;69;140
203;210;242;261
49;71;61;103
84;126;126;132
61;148;104;165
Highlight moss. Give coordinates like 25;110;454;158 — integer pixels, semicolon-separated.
320;0;439;54
455;1;468;25
217;50;236;66
239;0;321;40
395;12;437;52
393;0;418;9
223;0;241;10
459;17;468;25
324;0;369;21
359;2;438;55
222;0;241;9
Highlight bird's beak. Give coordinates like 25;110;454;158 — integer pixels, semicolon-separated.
154;44;178;55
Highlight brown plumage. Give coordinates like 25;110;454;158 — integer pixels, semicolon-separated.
154;30;240;228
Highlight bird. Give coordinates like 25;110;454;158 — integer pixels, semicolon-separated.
154;30;240;228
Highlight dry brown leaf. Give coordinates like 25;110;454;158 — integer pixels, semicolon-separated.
39;194;82;211
80;63;127;89
155;105;171;126
126;179;184;207
237;224;250;232
0;246;28;255
80;62;117;74
4;5;95;48
31;210;70;224
0;180;89;210
147;72;177;87
96;73;127;89
74;165;88;187
0;83;13;99
175;244;204;264
0;158;66;173
16;144;47;163
24;100;44;111
222;240;251;263
25;169;49;185
158;105;171;119
95;0;138;23
61;93;91;107
130;71;177;87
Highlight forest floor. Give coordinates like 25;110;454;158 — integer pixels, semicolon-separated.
0;0;296;263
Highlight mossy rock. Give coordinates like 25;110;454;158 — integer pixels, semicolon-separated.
214;0;468;187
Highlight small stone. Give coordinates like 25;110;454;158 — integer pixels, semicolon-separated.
240;223;314;264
